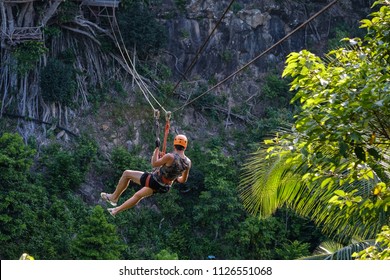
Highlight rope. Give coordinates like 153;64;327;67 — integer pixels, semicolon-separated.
106;8;168;114
171;0;236;94
109;19;156;111
115;23;169;114
154;109;160;141
107;8;174;153
172;0;340;113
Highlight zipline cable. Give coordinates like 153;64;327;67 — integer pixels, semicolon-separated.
171;0;236;94
172;0;340;113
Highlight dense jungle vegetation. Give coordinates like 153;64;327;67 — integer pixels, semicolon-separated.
0;0;389;260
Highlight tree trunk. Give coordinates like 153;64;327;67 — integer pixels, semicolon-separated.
0;1;6;47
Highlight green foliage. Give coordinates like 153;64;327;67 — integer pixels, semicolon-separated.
240;0;390;250
220;50;234;63
12;41;48;74
275;241;310;260
0;182;47;259
110;147;149;178
174;0;187;12
70;206;126;259
190;153;244;257
154;249;179;260
113;207;162;259
74;136;99;173
193;148;242;232
0;133;89;260
58;48;77;64
0;133;35;184
0;130;324;260
261;73;290;103
231;2;243;14
327;22;364;50
40;145;85;193
353;226;390;260
40;58;77;106
38;137;98;195
117;2;167;59
57;1;79;23
43;26;62;39
226;216;284;259
29;196;78;259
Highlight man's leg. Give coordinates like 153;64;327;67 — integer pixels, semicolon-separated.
103;170;143;204
108;186;154;216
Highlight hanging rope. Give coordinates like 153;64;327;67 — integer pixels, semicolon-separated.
116;24;169;114
171;0;236;94
154;109;160;142
172;0;340;113
106;8;168;114
106;8;174;155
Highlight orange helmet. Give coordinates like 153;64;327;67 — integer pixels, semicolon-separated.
174;134;188;149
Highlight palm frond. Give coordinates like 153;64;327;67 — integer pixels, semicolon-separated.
239;137;389;242
300;240;376;260
239;148;302;217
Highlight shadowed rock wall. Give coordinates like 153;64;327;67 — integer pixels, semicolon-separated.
159;0;372;79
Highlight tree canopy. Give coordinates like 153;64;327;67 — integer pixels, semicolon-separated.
240;0;390;258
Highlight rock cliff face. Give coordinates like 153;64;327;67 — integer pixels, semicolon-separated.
159;0;372;80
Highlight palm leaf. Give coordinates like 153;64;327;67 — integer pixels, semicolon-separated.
239;133;390;242
239;148;302;217
300;240;376;260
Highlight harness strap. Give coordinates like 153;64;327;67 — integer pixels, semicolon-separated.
161;111;171;156
155;170;173;185
145;174;151;188
161;175;173;185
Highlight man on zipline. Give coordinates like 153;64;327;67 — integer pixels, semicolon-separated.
100;134;191;216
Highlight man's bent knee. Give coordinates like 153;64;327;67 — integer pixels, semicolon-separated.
123;170;135;179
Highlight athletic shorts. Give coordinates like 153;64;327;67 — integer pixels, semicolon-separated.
140;172;171;194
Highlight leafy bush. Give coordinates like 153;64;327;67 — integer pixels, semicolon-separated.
57;1;79;23
110;146;149;179
261;73;290;106
39;138;98;194
154;249;179;260
12;41;48;74
40;59;76;107
0;133;35;184
70;206;126;259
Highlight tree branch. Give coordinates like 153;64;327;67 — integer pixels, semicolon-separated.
60;25;102;45
40;0;63;27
